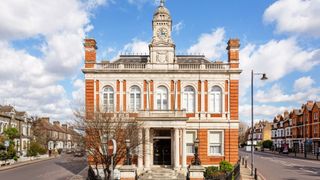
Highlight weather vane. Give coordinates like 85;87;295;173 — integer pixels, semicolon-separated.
160;0;165;7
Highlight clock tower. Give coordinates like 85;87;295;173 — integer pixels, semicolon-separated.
149;0;175;64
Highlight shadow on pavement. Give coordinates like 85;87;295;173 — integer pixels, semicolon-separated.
55;156;88;175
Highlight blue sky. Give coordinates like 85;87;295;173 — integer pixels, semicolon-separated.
0;0;319;124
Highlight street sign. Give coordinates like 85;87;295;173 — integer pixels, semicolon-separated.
4;140;9;147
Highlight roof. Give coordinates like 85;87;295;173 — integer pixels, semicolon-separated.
0;105;14;113
306;101;314;111
293;109;302;115
110;55;213;64
16;111;26;117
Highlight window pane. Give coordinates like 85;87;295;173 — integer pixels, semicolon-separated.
187;144;195;154
186;132;195;143
136;94;141;110
210;145;221;154
130;94;135;111
209;132;221;144
157;94;161;109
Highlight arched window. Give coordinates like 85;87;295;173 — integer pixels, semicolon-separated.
156;86;168;110
103;86;114;112
183;86;195;112
130;86;141;112
209;86;222;113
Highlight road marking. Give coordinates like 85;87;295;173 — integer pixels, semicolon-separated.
299;167;318;175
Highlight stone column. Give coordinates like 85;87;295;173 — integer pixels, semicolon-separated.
138;128;143;169
144;128;150;170
174;128;180;169
182;128;187;168
201;80;205;112
119;80;123;111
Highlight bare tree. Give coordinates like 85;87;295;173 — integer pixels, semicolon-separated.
73;108;143;180
239;121;249;147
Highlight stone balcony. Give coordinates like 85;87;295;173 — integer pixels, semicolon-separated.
92;63;230;72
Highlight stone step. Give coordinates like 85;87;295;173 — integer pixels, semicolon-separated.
139;168;185;180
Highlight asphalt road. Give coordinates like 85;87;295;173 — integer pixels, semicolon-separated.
240;149;320;180
0;154;87;180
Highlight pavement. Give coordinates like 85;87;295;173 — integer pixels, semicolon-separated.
240;149;320;180
0;153;88;180
240;158;263;180
262;149;320;161
0;156;56;171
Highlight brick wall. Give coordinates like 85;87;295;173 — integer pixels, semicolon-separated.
85;80;94;119
230;80;239;120
186;129;238;165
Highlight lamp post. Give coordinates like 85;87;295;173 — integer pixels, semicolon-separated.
125;139;131;165
251;70;268;176
100;135;108;180
192;138;201;165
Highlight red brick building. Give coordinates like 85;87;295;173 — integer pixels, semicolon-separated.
288;101;320;154
82;2;241;173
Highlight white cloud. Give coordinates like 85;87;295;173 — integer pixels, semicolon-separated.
172;21;184;34
0;0;89;40
187;28;226;59
122;38;149;55
239;38;320;98
0;0;105;122
294;76;315;91
240;104;292;120
255;83;320;104
264;0;320;37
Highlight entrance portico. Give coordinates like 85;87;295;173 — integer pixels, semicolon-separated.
136;111;188;171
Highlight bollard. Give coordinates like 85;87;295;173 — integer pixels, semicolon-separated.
254;168;257;180
245;160;247;168
242;157;244;165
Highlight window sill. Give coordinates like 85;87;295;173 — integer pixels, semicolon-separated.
208;154;224;157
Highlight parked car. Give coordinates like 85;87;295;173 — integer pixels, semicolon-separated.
74;149;84;157
66;149;73;154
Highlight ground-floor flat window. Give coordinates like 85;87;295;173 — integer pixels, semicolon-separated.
186;131;196;154
208;131;223;156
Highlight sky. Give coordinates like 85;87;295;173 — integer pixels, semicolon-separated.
0;0;319;124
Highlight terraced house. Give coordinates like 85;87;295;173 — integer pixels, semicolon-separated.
32;117;81;152
0;105;32;156
83;1;241;172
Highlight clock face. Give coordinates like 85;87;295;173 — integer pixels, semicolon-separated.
157;28;168;39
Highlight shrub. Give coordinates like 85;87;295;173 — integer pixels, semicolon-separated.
262;140;273;149
13;156;18;161
57;148;63;154
219;160;233;172
27;141;47;157
204;166;219;177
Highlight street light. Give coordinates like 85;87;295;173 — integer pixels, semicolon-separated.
100;135;108;180
192;138;201;165
251;70;268;176
125;139;131;165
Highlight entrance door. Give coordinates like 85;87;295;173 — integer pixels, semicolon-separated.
153;139;171;165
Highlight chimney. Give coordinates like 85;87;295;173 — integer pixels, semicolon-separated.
62;124;67;129
53;121;60;126
227;39;240;69
84;38;97;68
41;117;50;124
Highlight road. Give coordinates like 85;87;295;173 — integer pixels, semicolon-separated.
240;150;320;180
0;154;87;180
